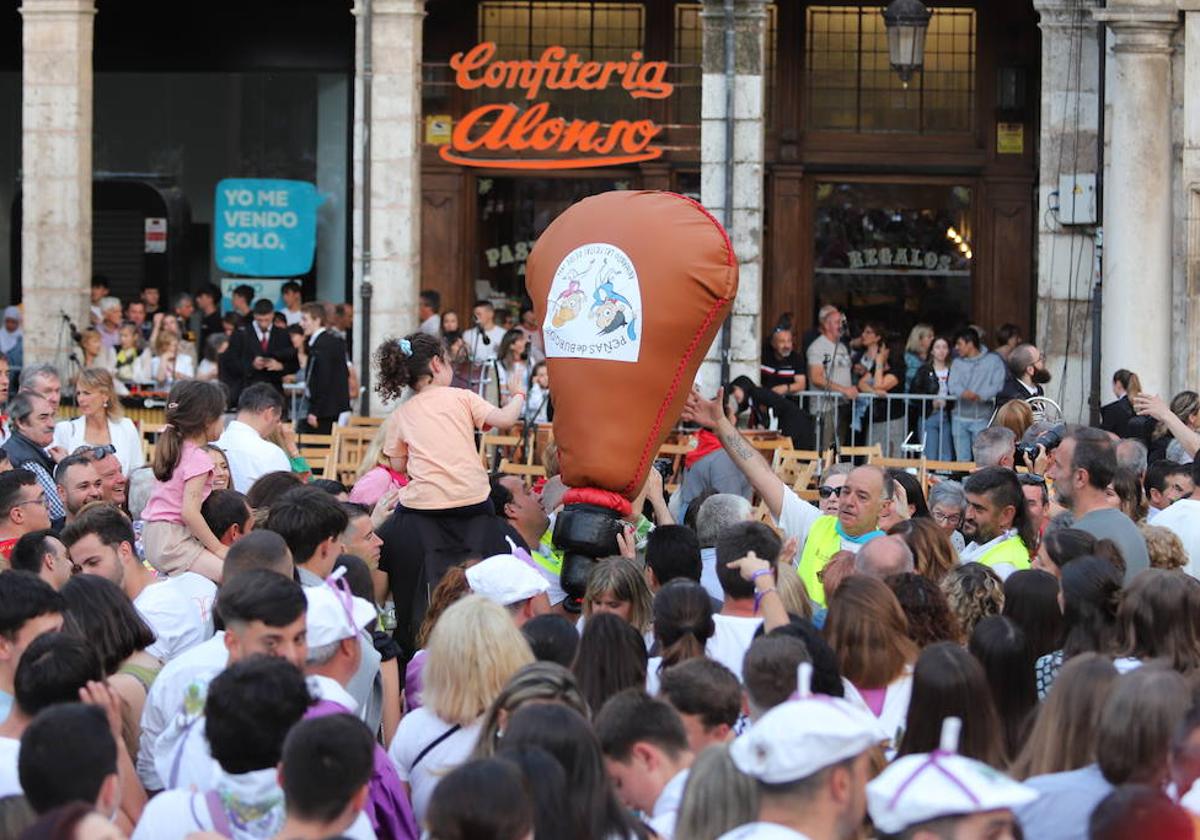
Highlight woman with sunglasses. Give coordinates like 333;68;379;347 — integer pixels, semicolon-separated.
52;367;144;477
817;463;852;516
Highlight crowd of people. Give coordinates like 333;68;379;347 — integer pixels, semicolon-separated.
0;283;1197;839
757;308;1055;459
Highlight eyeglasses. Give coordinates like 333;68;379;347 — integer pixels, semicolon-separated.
931;511;961;525
72;444;116;461
817;485;838;499
14;497;47;510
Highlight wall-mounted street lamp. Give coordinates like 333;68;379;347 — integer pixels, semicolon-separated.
882;0;933;88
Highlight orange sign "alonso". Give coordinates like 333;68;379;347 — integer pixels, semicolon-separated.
439;42;674;170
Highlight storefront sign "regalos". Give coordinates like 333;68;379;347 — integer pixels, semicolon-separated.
440;42;673;170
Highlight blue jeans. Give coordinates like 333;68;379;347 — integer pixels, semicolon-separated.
924;410;954;460
952;415;989;463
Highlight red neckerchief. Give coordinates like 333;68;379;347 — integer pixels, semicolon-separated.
684;430;723;468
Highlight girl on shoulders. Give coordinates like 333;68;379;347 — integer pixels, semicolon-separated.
139;380;227;582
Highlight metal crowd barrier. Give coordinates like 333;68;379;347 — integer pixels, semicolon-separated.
764;390;981;461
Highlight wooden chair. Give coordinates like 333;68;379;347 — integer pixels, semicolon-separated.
922;459;976;474
497;458;547;487
140;423;165;462
347;415;385;428
749;436;793;456
655;437;695;490
873;456;923;473
479;431;522;469
772;449;822;488
300;451;329;477
295;434;335;479
837;444;883;463
329;426;377;486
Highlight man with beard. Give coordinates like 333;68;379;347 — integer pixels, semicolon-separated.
1046;426;1149;579
959;467;1033;580
997;343;1051;407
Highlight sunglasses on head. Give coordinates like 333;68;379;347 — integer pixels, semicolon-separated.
73;444;117;461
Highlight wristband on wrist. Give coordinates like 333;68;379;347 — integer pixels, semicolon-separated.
750;568;775;583
754;587;778;614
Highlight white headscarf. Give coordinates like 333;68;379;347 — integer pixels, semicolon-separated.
0;306;21;355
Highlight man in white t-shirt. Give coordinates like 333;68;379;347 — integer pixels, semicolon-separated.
462;299;507;368
806;305;857;450
61;504;215;663
595;691;694;840
1149;460;1200;578
719;672;882;840
132;656;375;840
137;532;295;792
215;383;291;493
281;280;304;327
149;570;308;794
705;521;781;681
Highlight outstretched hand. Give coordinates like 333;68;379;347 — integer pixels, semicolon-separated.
682;387;727;430
1133;393;1168;420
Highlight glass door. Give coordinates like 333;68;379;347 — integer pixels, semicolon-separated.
812;180;973;339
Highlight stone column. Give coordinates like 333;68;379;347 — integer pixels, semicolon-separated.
1179;3;1200;390
19;0;94;369
1094;3;1178;397
352;0;424;414
1032;0;1100;422
699;0;767;392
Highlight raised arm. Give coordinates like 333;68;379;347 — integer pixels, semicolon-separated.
1134;393;1200;457
682;388;785;520
483;393;525;431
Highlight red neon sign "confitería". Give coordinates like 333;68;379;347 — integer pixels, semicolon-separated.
438;42;675;170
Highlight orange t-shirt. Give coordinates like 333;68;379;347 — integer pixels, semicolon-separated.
383;386;495;510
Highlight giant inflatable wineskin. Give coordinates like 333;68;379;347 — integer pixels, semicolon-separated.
525;190;739;602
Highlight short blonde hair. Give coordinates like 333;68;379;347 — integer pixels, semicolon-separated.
422;595;534;726
1140;523;1188;571
905;324;934;355
76;367;122;419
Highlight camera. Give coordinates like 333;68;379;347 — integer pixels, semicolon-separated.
1015;423;1065;468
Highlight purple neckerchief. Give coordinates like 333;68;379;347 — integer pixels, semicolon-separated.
306;699;420;840
886;750;981;811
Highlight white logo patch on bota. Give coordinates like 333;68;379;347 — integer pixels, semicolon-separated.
543;242;642;363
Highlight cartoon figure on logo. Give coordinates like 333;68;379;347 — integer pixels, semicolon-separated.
590;265;638;341
551;277;587;328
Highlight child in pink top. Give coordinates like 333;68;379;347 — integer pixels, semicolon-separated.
141;380;228;582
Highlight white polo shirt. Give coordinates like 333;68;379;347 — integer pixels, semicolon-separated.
135;573;217;663
215;420;291;493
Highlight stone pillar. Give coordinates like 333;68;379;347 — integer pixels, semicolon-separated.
1179;4;1200;390
1033;0;1101;422
699;0;766;392
19;0;94;369
352;0;423;414
1094;3;1178;397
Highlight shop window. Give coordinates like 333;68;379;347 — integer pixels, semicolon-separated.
806;6;975;134
477;1;646;121
813;181;972;338
673;3;777;126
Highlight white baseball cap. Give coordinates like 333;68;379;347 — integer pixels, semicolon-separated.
730;666;884;784
466;553;550;607
866;718;1038;833
305;577;378;648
